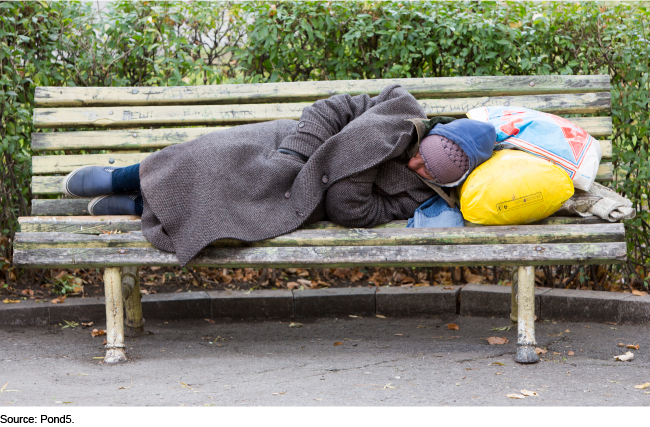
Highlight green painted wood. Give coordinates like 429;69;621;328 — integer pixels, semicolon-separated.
33;93;611;129
12;241;627;268
31;126;614;155
16;215;611;233
13;224;625;251
31;199;89;216
31;127;231;152
34;75;611;107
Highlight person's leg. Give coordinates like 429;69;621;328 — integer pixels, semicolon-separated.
61;163;141;198
88;193;143;216
111;164;141;194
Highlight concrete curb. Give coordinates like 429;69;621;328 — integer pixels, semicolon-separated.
1;285;648;326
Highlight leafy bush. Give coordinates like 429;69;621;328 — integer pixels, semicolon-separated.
0;1;648;288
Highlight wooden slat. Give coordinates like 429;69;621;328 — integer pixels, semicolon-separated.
34;75;611;107
13;224;625;250
31;120;614;154
12;241;627;268
17;215;611;233
570;117;612;137
31;158;615;193
33;93;611;129
32;127;231;152
32;199;89;216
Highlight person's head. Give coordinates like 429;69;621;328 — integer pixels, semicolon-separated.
407;134;469;184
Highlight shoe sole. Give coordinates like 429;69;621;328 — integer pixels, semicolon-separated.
61;165;95;198
88;195;110;216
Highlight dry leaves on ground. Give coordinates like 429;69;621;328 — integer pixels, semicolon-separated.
375;315;386;319
487;337;509;345
618;343;640;350
333;342;343;346
51;296;66;304
91;329;106;337
506;393;526;399
287;282;300;290
535;347;548;355
521;389;539;397
632;290;648;296
568;351;575;356
614;351;634;362
447;323;459;330
634;383;650;390
204;318;215;323
2;299;20;304
465;273;484;284
81;322;93;327
288;322;303;329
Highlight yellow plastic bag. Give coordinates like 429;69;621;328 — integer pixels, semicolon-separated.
459;150;574;225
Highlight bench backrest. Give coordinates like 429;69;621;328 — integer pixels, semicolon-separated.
31;76;613;217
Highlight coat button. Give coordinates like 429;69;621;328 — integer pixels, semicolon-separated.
298;122;305;128
285;191;291;199
322;175;329;184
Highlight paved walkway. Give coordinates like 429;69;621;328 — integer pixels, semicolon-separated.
1;316;648;406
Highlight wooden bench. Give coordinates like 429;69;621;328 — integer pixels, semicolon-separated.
14;76;626;364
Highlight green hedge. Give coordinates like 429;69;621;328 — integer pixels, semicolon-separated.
1;1;648;288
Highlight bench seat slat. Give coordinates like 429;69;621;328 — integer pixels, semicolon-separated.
34;75;612;108
17;216;615;234
13;224;625;250
30;160;615;194
12;242;627;268
33;93;611;129
31;125;614;156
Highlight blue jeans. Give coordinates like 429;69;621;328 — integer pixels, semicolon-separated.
407;196;465;228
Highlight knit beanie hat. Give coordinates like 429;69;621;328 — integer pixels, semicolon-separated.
419;134;469;184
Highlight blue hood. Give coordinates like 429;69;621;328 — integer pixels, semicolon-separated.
426;118;496;187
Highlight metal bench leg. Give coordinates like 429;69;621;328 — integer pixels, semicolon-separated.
104;267;127;364
122;266;145;334
514;266;539;364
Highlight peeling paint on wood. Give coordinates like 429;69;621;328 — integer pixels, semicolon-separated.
33;93;610;129
34;75;612;107
13;241;627;269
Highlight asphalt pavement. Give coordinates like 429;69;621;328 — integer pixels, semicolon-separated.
1;315;649;406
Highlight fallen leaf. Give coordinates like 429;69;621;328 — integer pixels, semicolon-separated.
296;278;312;287
506;393;526;399
2;299;20;304
447;323;459;330
632;290;648;296
333;342;343;346
465;273;484;284
565;329;570;333
288;322;303;328
492;325;512;331
487;337;509;345
91;329;106;337
443;286;455;290
521;389;538;397
51;296;66;304
102;339;107;345
614;351;634;362
118;381;133;390
204;318;215;323
314;398;323;401
272;392;286;396
383;383;396;390
491;362;506;366
535;347;548;355
21;289;34;296
287;282;300;290
0;383;7;393
348;315;360;318
634;383;650;390
375;315;386;319
626;344;640;350
568;351;575;356
81;322;93;327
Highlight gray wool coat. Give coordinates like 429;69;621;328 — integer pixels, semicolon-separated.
139;84;436;266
